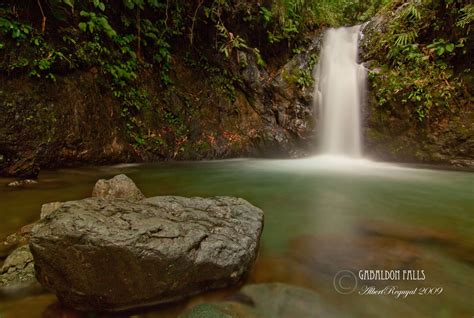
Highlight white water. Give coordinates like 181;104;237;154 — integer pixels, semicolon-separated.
314;26;366;157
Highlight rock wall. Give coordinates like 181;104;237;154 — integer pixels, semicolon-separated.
0;72;137;177
0;38;320;178
360;2;474;167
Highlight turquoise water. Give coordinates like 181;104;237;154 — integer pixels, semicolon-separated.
0;158;473;317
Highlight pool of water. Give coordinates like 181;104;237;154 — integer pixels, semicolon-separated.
0;157;473;317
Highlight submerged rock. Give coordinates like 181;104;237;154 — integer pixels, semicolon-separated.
287;235;422;276
30;195;264;312
7;179;38;187
250;256;316;290
181;283;341;318
358;220;457;245
91;174;145;201
0;245;38;289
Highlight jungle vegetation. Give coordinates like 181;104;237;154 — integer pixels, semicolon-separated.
0;0;472;132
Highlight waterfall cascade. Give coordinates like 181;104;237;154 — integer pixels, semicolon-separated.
314;26;366;157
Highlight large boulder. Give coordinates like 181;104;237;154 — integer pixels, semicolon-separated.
30;196;264;312
91;174;145;201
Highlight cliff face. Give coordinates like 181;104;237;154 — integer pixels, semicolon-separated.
1;0;472;178
0;73;137;177
360;1;473;167
0;36;320;178
0;0;320;178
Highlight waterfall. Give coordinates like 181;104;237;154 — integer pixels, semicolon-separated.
314;26;366;157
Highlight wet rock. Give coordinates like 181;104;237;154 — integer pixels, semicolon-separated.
0;245;38;289
239;51;268;95
30;196;264;312
227;35;320;157
1;155;40;179
181;283;341;318
0;240;17;259
9;160;40;179
7;179;38;187
91;174;145;201
40;202;64;219
266;36;320;141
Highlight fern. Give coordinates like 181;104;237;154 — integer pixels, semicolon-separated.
404;4;421;21
393;31;418;47
456;4;474;29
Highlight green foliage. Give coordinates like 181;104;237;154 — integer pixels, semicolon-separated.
364;0;471;122
456;4;474;29
0;11;70;80
0;17;32;41
393;31;418;47
293;53;318;88
371;59;460;122
386;2;424;61
427;39;458;57
79;11;117;38
107;60;138;87
259;0;391;48
184;54;242;103
118;87;150;116
404;3;421;21
214;21;265;67
216;22;248;59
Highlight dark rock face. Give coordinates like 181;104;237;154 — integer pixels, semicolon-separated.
0;31;321;177
0;75;138;178
30;196;264;312
91;174;145;201
232;36;321;157
2;157;40;179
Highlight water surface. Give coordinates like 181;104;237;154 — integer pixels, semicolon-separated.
0;158;473;317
